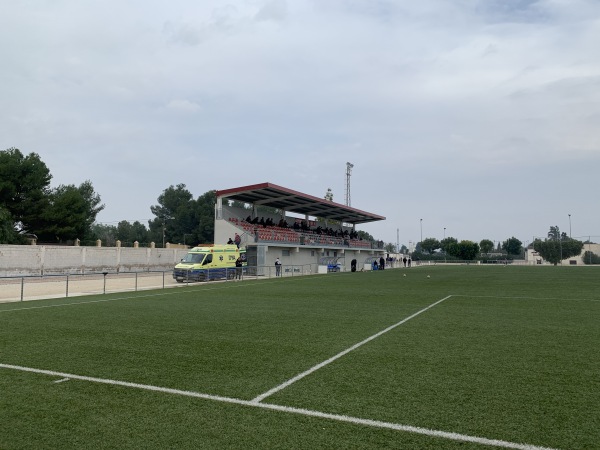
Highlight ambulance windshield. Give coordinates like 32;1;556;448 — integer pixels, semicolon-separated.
182;253;205;264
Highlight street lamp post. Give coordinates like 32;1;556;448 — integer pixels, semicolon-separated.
568;214;572;238
420;219;423;244
443;227;447;264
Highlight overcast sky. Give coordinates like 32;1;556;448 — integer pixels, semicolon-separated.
2;0;599;247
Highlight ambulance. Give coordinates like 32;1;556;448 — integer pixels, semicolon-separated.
173;244;246;282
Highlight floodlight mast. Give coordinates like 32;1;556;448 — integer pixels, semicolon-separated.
345;162;354;206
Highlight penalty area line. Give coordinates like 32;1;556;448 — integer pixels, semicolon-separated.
0;363;558;450
252;295;453;403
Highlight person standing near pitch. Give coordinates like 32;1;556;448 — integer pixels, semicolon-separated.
235;256;243;280
275;257;282;277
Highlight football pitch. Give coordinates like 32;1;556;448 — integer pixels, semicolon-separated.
1;266;598;449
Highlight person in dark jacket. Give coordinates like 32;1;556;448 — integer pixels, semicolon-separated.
235;256;243;280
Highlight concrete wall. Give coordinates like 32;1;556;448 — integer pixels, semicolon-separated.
0;245;189;277
247;243;378;273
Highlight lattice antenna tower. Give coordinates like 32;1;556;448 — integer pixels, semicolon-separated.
345;162;354;206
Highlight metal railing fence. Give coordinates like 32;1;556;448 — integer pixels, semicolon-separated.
0;264;318;303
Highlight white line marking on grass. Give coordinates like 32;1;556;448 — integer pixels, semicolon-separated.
251;295;453;403
453;294;600;302
0;363;559;450
53;378;70;383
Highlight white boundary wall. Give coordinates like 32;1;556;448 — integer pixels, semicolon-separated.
0;245;189;277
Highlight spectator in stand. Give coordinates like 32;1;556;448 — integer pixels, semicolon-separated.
234;233;241;248
227;238;234;245
246;215;253;223
259;217;266;227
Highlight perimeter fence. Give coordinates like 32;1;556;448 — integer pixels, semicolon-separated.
0;264;318;303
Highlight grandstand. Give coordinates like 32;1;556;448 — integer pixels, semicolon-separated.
214;182;386;272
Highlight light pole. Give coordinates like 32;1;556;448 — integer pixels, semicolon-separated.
443;227;447;263
420;219;423;244
568;214;572;238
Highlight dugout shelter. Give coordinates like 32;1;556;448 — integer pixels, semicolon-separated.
214;182;386;272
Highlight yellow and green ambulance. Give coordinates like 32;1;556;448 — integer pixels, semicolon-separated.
173;244;245;282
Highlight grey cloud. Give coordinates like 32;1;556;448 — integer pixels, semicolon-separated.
162;5;241;46
163;21;205;46
212;5;239;25
255;0;287;22
165;99;202;113
2;0;600;244
475;0;548;24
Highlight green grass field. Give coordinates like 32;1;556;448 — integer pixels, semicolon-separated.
1;266;599;449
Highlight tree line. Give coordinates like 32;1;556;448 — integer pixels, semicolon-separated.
413;236;524;261
0;148;103;244
1;148;383;247
411;227;587;264
92;184;217;247
0;148;593;263
0;148;219;246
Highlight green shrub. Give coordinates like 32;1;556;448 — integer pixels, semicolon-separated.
582;251;600;265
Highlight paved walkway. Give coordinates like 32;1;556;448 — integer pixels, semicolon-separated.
0;273;182;303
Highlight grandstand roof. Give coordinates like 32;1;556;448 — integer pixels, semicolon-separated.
216;182;385;225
